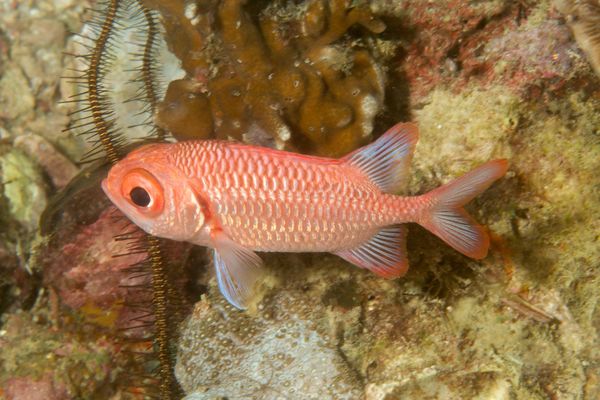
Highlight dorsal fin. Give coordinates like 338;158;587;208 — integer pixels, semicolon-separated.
342;122;418;193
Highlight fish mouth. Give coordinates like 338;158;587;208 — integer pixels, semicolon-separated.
101;178;126;214
101;178;115;203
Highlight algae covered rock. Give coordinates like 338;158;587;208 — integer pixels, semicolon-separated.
0;147;47;232
413;85;516;178
176;287;363;399
0;313;119;399
0;64;35;121
554;0;600;76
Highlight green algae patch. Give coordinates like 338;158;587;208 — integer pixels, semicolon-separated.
413;85;517;181
0;313;117;399
503;92;600;334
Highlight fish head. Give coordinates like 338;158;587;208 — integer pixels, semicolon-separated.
101;143;205;241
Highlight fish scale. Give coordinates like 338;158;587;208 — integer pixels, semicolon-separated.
172;141;385;251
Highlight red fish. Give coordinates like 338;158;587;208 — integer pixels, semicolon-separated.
102;123;508;309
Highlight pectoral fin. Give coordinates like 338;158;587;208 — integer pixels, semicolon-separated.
212;232;263;310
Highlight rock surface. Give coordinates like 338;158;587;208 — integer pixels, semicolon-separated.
177;288;362;400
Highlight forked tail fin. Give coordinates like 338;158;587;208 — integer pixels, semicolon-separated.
417;160;508;259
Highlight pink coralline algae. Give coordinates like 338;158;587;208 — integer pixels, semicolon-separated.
42;207;152;335
399;0;512;99
3;375;69;400
483;19;583;93
397;1;589;100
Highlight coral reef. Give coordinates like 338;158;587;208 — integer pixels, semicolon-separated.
146;0;389;156
175;3;599;397
176;76;600;396
1;0;599;399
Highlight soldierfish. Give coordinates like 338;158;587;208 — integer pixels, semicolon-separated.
102;123;508;309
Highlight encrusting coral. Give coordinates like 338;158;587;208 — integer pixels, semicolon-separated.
144;0;387;156
176;285;363;399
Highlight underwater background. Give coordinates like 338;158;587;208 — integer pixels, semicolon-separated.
0;0;598;399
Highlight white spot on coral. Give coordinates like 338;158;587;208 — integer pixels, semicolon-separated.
359;95;378;137
184;3;197;20
278;125;291;141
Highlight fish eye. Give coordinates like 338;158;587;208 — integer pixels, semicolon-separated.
120;168;164;215
130;186;151;207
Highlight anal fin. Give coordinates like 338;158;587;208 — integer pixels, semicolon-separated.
335;225;409;279
212;232;263;310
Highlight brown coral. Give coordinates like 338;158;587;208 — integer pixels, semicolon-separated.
146;0;387;156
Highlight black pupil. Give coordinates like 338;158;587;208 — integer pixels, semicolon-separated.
130;187;151;207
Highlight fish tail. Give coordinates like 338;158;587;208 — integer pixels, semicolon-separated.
416;160;508;259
